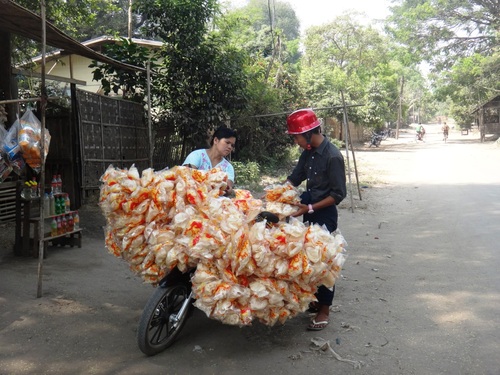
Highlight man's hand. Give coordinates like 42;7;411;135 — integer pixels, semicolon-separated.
290;203;308;217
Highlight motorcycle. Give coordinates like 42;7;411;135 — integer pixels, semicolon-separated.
379;128;395;139
136;211;280;356
369;131;383;147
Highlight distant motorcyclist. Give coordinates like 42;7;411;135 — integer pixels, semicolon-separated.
416;123;426;141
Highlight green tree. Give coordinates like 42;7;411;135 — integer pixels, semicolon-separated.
300;13;412;128
220;0;304;165
135;0;248;150
386;0;500;69
432;52;500;126
89;38;154;103
10;0;139;64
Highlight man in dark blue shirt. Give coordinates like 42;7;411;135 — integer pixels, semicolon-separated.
286;108;347;331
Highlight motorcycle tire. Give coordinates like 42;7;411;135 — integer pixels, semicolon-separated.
137;284;193;356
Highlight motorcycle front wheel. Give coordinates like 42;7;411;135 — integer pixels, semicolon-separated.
137;284;193;356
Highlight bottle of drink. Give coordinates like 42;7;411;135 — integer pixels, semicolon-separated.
43;193;50;217
51;217;58;237
59;196;65;215
56;174;62;194
68;213;74;232
51;175;57;194
57;216;62;235
62;215;67;233
54;196;59;215
65;194;71;213
58;196;64;215
49;193;55;216
73;211;80;230
31;177;38;197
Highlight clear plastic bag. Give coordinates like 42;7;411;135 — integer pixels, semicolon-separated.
2;118;25;175
0;124;13;182
18;109;51;174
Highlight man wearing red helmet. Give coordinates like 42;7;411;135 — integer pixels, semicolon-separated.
286;108;347;331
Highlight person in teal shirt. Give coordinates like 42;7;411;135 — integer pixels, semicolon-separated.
183;126;237;194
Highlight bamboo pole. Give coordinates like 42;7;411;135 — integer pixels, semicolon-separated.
340;91;355;213
147;61;153;168
0;97;62;105
340;92;362;201
37;0;47;298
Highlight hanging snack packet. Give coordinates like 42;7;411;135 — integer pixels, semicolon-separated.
18;108;51;174
0;124;13;183
2;118;25;175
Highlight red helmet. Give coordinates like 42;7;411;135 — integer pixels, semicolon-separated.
286;109;321;134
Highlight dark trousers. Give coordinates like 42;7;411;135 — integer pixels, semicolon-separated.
316;285;335;306
302;193;339;306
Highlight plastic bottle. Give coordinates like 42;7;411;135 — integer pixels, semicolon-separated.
43;193;50;217
73;211;80;230
51;217;58;237
31;177;38;197
54;196;59;215
58;196;64;215
49;193;55;216
56;174;62;194
51;175;57;194
61;215;67;233
65;194;71;213
57;217;62;235
59;196;64;215
68;213;74;232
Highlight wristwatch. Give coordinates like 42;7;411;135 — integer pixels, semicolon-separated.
308;204;314;214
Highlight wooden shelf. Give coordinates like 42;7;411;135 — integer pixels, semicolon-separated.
43;210;78;219
43;228;82;241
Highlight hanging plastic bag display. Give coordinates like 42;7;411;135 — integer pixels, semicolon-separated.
2;118;25;175
0;124;13;183
18;108;51;174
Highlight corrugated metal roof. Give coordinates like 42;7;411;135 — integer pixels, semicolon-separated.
0;0;145;72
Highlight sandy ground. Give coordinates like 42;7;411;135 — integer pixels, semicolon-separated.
1;125;499;375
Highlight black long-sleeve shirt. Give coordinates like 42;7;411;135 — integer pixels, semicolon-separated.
287;137;346;205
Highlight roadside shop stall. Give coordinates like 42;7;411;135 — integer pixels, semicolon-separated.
0;0;148;297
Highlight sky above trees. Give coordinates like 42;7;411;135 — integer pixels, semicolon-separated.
226;0;392;32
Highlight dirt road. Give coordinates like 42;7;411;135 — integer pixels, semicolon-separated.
1;125;499;375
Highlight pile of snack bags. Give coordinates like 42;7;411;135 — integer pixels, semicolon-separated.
0;106;51;182
100;165;347;326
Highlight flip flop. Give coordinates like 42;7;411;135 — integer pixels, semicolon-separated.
307;319;329;331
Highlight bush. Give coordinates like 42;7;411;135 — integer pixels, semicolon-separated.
330;138;345;149
232;161;261;187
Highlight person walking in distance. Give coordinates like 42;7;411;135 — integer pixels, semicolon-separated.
285;108;347;331
442;122;450;141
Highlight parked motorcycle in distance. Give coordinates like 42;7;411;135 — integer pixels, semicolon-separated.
369;131;384;147
380;128;395;139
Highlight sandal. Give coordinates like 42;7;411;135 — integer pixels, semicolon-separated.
307;319;329;331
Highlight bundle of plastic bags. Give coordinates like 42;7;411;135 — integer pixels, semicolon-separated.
0;108;51;178
18;109;51;173
100;165;347;326
0;123;13;183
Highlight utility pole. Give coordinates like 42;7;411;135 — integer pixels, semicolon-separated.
396;76;404;139
128;0;133;38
